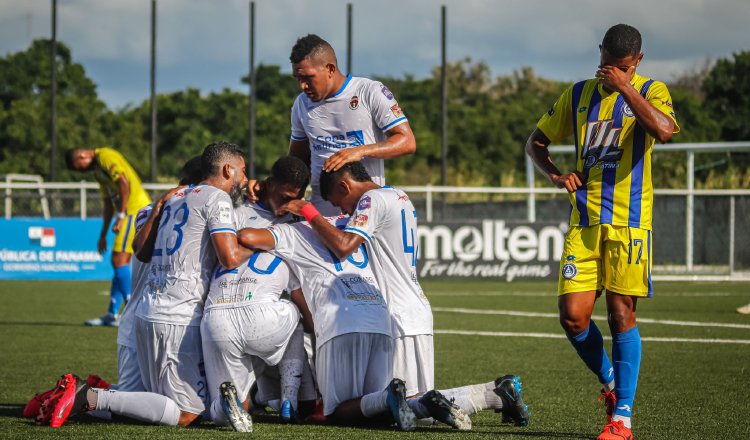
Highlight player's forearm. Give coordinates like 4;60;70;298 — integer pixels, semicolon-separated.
101;202;113;235
309;216;359;260
116;176;130;215
289;140;311;168
619;85;675;143
358;132;416;159
236;228;276;251
134;211;161;263
525;132;563;184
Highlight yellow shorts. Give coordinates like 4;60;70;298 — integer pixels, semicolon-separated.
558;224;652;297
112;214;137;254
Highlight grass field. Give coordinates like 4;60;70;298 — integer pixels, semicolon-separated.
1;279;749;439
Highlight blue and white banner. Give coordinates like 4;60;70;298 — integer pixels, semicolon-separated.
0;218;113;280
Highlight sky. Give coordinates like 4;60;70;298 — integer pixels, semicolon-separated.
1;0;749;109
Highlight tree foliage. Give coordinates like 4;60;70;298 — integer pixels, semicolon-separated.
0;39;747;188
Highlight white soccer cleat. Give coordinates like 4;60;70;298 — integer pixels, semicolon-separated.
737;303;750;315
220;381;253;432
84;313;119;327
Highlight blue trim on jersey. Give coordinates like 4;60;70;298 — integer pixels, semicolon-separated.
121;215;133;252
381;116;407;131
628;80;654;228
290;134;307;141
647;230;653;297
599;94;626;225
268;228;279;245
210;227;236;234
576;86;602;227
344;226;372;241
570;81;586;162
331;74;352;98
255;200;270;212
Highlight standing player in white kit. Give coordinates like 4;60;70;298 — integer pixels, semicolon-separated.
287;34;416;215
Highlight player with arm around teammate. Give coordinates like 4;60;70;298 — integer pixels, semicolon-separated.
525;24;678;440
200;156;318;431
282;161;530;428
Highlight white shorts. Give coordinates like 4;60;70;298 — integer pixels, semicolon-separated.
116;344;145;392
316;333;392;416
392;334;434;397
135;317;207;415
201;302;299;405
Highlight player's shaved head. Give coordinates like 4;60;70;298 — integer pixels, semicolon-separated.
290;34;337;67
601;24;642;58
319;161;372;201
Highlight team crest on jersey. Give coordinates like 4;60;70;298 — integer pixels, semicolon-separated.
381;85;394;100
358;195;371;210
351;214;368;227
390;104;404;118
562;263;577;279
349;95;359;110
623;104;634;117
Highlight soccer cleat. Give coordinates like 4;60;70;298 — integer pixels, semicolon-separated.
219;381;253;432
597;420;633;440
385;378;416;431
737;303;750;315
600;389;617;422
494;375;530;426
86;375;110;389
419;389;472;431
23;387;57;418
280;399;298;423
37;374;92;428
84;313;119;327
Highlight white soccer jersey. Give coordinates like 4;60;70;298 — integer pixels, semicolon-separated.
268;217;391;347
136;184;236;326
205;201;298;310
290;76;407;191
117;203;154;348
345;187;433;337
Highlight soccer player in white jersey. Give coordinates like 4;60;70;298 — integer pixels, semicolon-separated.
236;217;423;430
282;161;531;427
201;156;317;431
287;34;416;215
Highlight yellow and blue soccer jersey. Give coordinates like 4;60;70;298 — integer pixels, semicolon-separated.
537;73;679;231
93;147;151;215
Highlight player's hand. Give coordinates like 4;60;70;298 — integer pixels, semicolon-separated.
279;199;311;216
245;179;260;202
112;217;123;233
324;147;365;172
157;185;185;207
551;171;586;193
596;65;634;94
97;236;107;255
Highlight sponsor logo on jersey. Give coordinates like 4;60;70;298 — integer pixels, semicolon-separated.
311;130;365;151
357;195;371;210
351;214;368;227
217;201;233;224
397;194;409;202
547;107;555;116
381;85;394;100
390;104;404;118
662;100;673;108
579;106;588;113
562;263;577;279
581;119;623;171
349;95;359;110
566;255;576;261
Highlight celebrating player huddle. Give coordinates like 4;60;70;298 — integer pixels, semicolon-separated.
27;142;529;432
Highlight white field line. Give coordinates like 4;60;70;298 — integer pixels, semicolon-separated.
432;307;750;330
427;291;739;297
434;329;750;345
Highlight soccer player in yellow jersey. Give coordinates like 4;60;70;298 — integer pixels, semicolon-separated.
525;24;678;440
65;147;152;327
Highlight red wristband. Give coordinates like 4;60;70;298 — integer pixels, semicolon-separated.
300;203;321;222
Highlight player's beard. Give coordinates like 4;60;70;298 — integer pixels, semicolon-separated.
229;176;244;208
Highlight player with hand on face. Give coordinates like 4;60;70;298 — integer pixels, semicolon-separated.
525;24;678;440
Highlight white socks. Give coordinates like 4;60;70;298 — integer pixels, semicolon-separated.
437;383;500;416
279;325;307;412
612;414;632;428
359;390;388;418
94;389;181;426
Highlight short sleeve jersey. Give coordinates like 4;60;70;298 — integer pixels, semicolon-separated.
290;76;408;191
537;73;679;231
136;184;236;326
93;147;151;214
268;217;391;347
205;200;299;310
344;187;433;337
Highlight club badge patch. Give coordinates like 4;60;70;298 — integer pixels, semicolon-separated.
562;263;578;279
381;85;394;100
349;95;359;110
357;195;371;210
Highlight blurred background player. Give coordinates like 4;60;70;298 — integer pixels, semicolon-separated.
525;24;678;440
65;147;152;327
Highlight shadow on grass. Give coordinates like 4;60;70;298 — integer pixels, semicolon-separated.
0;403;25;418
